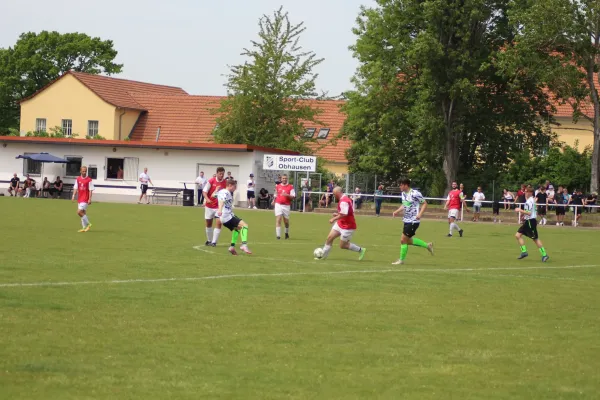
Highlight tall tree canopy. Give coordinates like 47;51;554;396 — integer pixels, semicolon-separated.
343;0;553;195
0;31;122;134
213;7;324;153
503;0;600;192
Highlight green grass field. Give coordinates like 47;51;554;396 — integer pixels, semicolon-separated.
1;197;600;400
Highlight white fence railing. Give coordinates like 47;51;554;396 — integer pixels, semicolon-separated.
300;191;599;227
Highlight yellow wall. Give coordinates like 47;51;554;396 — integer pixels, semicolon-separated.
552;117;594;150
113;109;142;140
20;74;117;139
324;162;348;176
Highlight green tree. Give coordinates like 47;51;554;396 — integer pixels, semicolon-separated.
503;143;592;191
343;0;553;193
502;0;600;192
0;31;122;134
213;7;324;153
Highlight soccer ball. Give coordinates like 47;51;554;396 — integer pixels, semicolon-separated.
313;248;324;259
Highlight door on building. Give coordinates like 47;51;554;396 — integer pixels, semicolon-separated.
197;163;240;204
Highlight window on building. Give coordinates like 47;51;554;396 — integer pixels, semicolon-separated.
65;156;83;178
35;118;46;133
22;153;42;176
106;157;139;180
317;128;330;139
62;119;73;137
88;121;99;137
88;165;98;180
304;128;316;138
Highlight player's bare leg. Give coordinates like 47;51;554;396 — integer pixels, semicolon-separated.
283;216;290;239
448;216;463;237
338;238;366;260
211;218;222;246
77;209;91;233
205;218;214;245
275;215;283;239
319;230;340;260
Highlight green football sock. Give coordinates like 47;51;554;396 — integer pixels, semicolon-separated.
231;230;239;246
412;238;428;248
400;244;408;261
539;247;547;257
241;226;248;244
520;245;527;253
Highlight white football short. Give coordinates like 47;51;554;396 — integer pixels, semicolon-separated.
77;202;88;211
275;203;291;218
205;207;218;220
332;222;355;242
447;209;459;219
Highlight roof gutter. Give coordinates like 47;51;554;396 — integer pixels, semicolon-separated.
118;108;126;140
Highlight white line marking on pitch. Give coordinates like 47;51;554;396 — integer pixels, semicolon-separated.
0;263;597;288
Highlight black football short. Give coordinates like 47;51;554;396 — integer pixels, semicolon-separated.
403;222;420;238
555;206;565;215
537;205;546;216
223;216;242;231
247;191;255;199
141;184;148;194
517;218;538;240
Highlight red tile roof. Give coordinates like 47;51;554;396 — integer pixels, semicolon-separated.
129;96;351;164
129;94;222;142
0;136;299;155
20;71;187;110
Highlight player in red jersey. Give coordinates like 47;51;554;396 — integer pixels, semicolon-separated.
272;174;295;239
202;167;227;246
318;187;366;260
72;166;94;232
444;181;464;237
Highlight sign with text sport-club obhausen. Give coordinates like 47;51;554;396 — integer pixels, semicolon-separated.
263;155;316;172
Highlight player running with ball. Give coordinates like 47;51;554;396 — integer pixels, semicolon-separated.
217;180;252;256
391;178;434;265
316;187;366;260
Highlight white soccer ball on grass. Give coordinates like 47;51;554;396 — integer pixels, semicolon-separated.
313;248;324;259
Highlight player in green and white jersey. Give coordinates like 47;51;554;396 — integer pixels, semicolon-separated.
391;178;434;265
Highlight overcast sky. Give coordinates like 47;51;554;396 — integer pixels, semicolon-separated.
1;0;374;96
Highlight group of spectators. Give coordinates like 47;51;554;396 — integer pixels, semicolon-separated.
7;173;64;198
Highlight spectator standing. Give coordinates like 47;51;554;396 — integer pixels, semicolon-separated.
116;166;124;180
8;173;20;196
374;185;384;217
52;176;63;199
535;186;548;225
472;187;485;222
246;173;257;209
569;189;586;226
503;188;514;210
301;179;312;212
138;167;153;204
195;171;207;206
326;180;334;207
227;171;233;180
586;191;597;212
554;186;566;226
516;184;527;222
